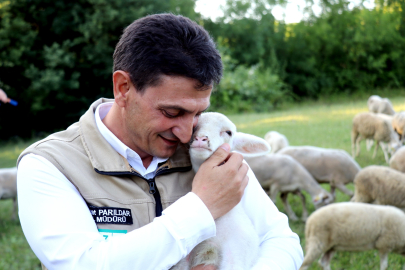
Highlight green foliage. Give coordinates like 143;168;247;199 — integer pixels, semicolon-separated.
0;0;198;139
283;5;405;98
207;0;405;100
211;60;291;113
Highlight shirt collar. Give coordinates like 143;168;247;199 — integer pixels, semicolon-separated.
94;102;168;178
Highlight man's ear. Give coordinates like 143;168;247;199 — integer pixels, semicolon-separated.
113;71;132;107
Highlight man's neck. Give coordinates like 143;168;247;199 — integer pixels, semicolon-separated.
142;156;153;169
102;103;154;169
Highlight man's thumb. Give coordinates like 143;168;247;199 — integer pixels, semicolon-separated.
208;143;231;165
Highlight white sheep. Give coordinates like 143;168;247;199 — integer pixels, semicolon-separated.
351;112;400;163
352;165;405;212
277;146;360;198
390;145;405;173
300;202;405;270
0;167;18;220
365;113;394;152
264;131;289;153
392;111;405;143
245;154;333;221
171;112;271;270
367;95;395;115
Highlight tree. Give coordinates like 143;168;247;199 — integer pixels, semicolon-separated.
0;0;198;139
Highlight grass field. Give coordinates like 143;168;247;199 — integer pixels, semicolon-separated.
1;95;405;269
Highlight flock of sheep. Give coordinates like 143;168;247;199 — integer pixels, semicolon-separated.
260;95;405;270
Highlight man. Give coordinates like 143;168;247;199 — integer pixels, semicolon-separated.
17;14;303;269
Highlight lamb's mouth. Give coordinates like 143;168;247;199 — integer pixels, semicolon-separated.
190;146;212;152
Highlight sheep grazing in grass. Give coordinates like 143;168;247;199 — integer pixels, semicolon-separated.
392;111;405;143
171;112;271;270
352;165;405;212
300;202;405;270
264;131;289;153
390;146;405;173
367;95;395;115
351;112;400;163
0;167;18;220
277;146;360;199
245;154;333;221
365;113;394;151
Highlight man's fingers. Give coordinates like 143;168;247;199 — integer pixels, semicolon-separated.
206;143;231;166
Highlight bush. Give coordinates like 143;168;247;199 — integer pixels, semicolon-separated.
211;59;291;113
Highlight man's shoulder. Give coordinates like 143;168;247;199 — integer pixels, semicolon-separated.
18;122;84;165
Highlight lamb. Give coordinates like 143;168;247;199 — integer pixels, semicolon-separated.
367;95;395;115
300;202;405;270
390;146;405;173
352;165;405;212
245;154;333;221
171;112;271;270
351;112;400;163
264;131;289;153
277;146;360;198
392;111;405;143
0;167;18;220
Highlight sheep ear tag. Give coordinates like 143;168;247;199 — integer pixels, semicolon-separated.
232;132;271;157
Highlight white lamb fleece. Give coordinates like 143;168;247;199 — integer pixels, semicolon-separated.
352;165;405;212
390;145;405;173
367;95;395;115
171;112;271;270
0;167;17;220
351;112;400;163
277;146;360;198
264;131;289;153
300;202;405;270
245;154;333;221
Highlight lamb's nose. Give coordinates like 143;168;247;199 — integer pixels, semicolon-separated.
194;136;208;142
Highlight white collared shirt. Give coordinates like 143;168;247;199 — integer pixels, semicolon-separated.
95;102;167;179
17;102;303;270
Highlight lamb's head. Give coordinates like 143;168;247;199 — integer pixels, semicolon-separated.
312;191;334;209
189;112;271;172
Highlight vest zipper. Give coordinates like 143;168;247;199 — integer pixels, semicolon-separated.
94;165;192;217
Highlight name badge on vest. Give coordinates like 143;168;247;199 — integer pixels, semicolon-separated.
88;204;133;225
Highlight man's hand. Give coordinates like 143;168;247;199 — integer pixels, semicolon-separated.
191;265;216;270
191;143;249;220
0;89;10;103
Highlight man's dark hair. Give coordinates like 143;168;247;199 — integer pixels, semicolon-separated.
113;13;223;92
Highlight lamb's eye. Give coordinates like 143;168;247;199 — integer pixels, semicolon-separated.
226;131;232;136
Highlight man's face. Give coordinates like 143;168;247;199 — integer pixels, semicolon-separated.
123;75;211;159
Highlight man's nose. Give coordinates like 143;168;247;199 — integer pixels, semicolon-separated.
172;116;196;143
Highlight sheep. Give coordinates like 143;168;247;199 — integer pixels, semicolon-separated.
352;165;405;212
392;111;405;143
351;112;400;163
300;202;405;270
367;95;395;115
365;113;394;152
264;131;289;153
390;146;405;173
171;112;271;270
277;146;360;199
245;154;333;221
0;167;18;220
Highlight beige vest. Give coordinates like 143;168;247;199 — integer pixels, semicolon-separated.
18;98;195;234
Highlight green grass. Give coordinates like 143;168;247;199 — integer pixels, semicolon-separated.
1;96;405;269
0;138;42;270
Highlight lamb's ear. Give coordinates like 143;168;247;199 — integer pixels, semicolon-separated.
232;132;271;157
